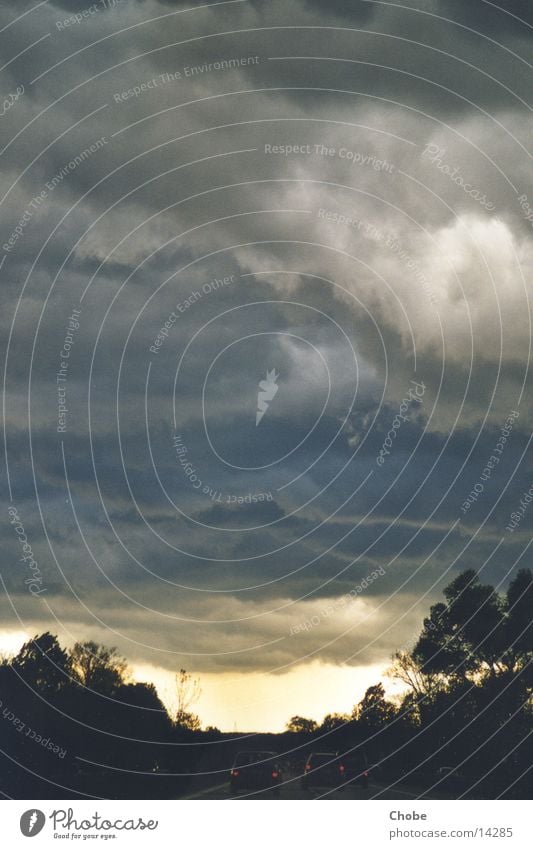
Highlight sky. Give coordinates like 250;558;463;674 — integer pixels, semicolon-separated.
1;0;532;732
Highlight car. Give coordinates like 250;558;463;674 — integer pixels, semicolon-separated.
230;751;282;796
302;752;341;790
337;751;369;789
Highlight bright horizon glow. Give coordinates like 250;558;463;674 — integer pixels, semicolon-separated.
0;630;406;733
128;660;409;733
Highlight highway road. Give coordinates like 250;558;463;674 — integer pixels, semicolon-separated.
181;777;447;800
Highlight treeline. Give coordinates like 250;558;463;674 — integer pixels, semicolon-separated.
285;568;532;797
0;568;531;799
0;637;219;798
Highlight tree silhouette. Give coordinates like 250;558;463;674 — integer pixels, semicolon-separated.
503;569;533;675
286;715;318;733
354;683;396;729
11;632;72;694
388;650;441;699
174;668;202;730
412;569;532;683
385;568;532;792
0;568;530;800
319;713;350;733
70;640;128;694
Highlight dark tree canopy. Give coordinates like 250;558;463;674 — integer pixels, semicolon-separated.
0;569;530;800
70;640;128;695
412;569;533;682
11;632;72;694
355;683;396;729
286;715;318;733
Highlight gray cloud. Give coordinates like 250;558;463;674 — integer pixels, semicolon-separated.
1;0;531;684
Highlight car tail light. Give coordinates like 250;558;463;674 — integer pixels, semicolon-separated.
272;771;279;779
364;771;368;777
339;764;345;773
305;764;311;771
231;769;239;777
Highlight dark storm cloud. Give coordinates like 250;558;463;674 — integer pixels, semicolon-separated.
1;0;531;677
438;0;533;34
302;0;375;23
195;499;285;525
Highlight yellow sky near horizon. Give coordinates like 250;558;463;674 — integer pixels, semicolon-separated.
137;659;409;732
0;629;407;732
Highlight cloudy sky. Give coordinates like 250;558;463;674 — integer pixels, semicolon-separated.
1;0;532;731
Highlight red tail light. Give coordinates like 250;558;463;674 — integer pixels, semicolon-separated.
364;771;368;777
272;771;279;779
305;764;311;771
231;769;239;777
339;764;345;773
